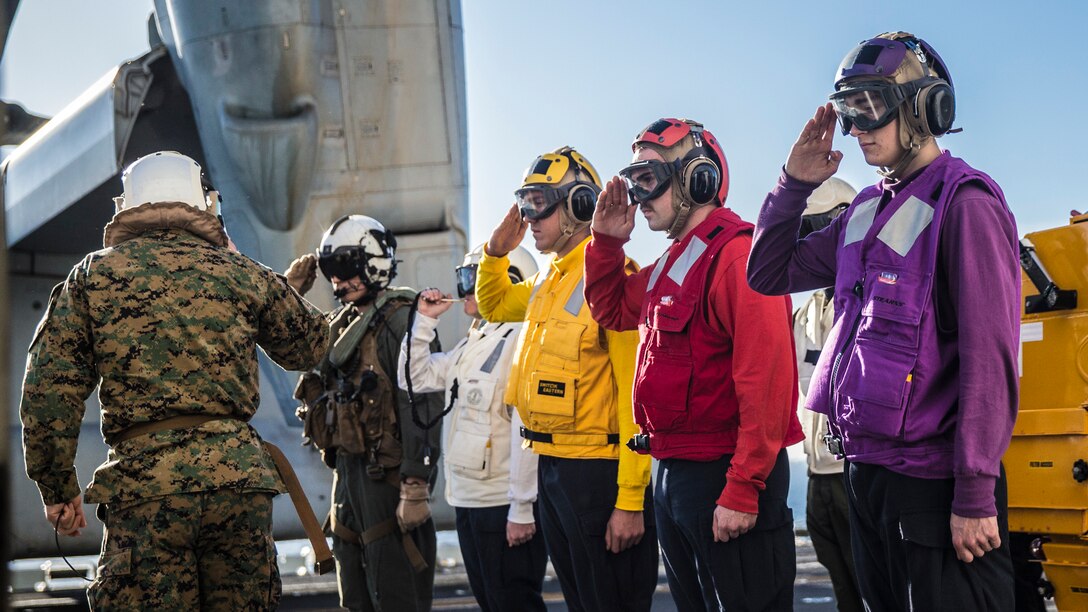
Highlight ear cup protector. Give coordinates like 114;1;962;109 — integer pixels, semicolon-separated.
897;33;955;139
680;156;721;205
917;80;955;137
566;181;601;222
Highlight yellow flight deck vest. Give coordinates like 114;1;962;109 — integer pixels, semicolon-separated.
511;267;619;453
477;238;640;459
476;237;649;511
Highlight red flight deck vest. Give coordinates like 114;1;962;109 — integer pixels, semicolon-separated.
633;209;748;460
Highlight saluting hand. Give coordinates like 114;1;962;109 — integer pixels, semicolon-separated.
592;177;637;240
485;204;528;258
285;253;318;296
784;103;843;185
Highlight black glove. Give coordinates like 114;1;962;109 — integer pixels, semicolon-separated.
321;447;338;469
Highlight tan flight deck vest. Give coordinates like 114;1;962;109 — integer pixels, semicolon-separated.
295;289;416;471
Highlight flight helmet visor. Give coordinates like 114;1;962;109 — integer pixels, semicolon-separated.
317;247;368;282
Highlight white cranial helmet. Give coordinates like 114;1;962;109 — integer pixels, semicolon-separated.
503;245;539;283
804;177;857;216
799;177;858;239
317;215;398;292
118;151;210;213
457;244;538;297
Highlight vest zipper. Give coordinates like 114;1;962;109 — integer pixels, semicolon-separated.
829;276;866;419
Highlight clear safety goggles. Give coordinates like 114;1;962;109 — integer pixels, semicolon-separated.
829;81;915;135
618;159;680;204
516;184;574;221
454;264;477;298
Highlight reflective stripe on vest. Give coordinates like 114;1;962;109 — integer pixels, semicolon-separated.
479;328;513;374
666;236;709;287
646;252;669;292
876;195;935;257
843;196;880;246
564;278;585;316
528;270;548;303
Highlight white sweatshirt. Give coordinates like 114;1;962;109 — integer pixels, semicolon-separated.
398;314;538;524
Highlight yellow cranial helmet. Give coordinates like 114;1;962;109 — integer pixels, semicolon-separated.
515;146;603;253
520;146;603;190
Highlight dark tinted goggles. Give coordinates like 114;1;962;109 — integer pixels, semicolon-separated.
317;248;365;281
618;159;680;204
455;264;477;298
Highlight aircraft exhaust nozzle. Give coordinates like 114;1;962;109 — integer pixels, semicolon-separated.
218;102;318;231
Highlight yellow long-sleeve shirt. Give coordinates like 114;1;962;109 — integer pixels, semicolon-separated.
476;237;650;511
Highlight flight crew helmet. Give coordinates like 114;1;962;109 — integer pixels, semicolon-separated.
455;244;539;298
317;215;398;294
830;32;956;178
515;146;603;253
621;118;730;239
117;151;217;214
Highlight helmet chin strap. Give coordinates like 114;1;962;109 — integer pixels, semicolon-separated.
543;166;593;254
878;105;930;181
543;206;587;254
542;231;570;255
666;181;697;240
877;142;922;181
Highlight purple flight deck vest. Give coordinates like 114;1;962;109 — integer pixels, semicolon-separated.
805;152;1012;478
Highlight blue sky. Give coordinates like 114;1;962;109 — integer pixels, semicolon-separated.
4;1;1087;266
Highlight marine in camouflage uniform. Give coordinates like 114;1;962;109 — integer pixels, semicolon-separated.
20;152;329;611
287;215;444;612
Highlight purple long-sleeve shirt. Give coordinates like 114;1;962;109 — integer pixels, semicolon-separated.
748;167;1019;518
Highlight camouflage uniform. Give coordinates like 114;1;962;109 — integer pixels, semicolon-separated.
87;491;279;610
308;296;443;612
20;202;329;610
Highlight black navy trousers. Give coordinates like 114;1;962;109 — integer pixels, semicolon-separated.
807;473;863;612
655;449;796;612
845;462;1015;612
454;503;548;612
537;455;659;612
